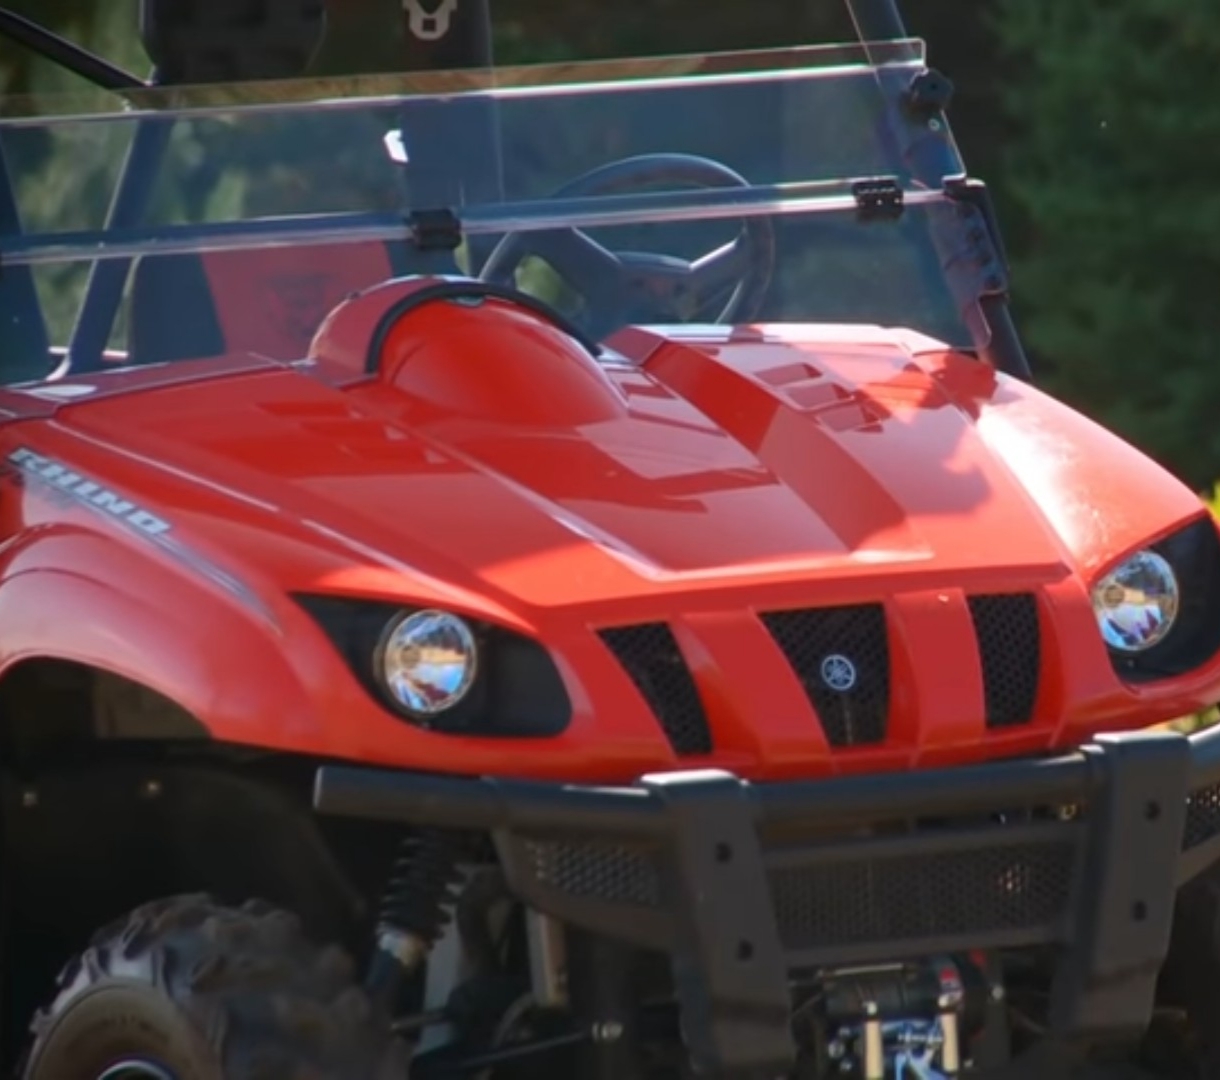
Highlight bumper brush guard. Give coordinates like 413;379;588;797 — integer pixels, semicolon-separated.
314;725;1220;1075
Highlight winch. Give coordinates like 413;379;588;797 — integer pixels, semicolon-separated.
817;958;985;1080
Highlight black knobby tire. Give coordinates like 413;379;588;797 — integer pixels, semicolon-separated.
20;893;411;1080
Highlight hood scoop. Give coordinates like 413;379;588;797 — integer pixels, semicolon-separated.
376;292;630;428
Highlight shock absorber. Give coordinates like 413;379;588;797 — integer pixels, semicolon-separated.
365;827;466;1012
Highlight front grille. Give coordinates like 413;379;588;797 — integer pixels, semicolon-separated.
1185;781;1220;849
518;832;1077;960
524;840;661;907
761;605;890;746
598;623;713;755
968;594;1042;728
769;840;1075;952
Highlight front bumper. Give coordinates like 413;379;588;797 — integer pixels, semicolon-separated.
314;726;1220;1076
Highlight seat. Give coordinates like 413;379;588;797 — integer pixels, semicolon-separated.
127;240;435;366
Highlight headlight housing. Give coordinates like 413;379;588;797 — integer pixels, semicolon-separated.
294;594;571;735
1095;515;1220;683
375;609;478;717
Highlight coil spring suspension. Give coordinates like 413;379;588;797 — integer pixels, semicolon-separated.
366;827;466;1009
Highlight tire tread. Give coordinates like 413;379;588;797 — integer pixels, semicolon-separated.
25;893;410;1080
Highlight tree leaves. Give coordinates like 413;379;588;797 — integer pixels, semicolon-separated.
995;0;1220;488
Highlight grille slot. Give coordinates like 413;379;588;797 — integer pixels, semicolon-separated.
761;605;890;746
769;840;1075;953
968;594;1042;728
598;623;713;755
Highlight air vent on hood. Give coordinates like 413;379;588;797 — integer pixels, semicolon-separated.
968;593;1042;728
760;605;890;747
598;623;713;756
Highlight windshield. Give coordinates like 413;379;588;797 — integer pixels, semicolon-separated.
0;39;994;383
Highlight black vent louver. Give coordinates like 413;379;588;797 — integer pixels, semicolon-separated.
967;594;1042;728
598;623;713;755
760;605;890;747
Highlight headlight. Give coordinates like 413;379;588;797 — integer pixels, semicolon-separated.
295;594;572;735
1091;549;1180;653
375;609;478;717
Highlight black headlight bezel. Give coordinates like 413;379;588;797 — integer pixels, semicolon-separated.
1104;514;1220;684
294;593;572;737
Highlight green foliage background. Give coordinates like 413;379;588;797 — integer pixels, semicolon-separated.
991;0;1220;492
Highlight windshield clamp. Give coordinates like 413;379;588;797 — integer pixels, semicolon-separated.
409;208;464;252
852;178;904;222
904;69;955;122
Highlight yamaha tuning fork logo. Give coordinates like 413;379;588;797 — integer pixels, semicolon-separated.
819;653;858;693
403;0;458;40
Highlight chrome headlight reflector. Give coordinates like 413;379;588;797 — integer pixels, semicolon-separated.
375;609;478;717
1091;549;1179;653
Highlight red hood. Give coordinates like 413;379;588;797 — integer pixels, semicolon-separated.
42;319;1080;619
31;285;1207;627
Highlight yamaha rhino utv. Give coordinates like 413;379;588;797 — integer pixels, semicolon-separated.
1;0;1220;1077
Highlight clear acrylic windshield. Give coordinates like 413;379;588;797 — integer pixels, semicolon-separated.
0;39;995;382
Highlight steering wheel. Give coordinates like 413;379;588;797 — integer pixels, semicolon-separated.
478;153;777;340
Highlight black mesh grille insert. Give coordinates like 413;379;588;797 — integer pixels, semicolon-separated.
968;594;1042;728
760;605;890;746
1185;782;1220;849
524;840;661;907
770;840;1075;952
598;624;713;755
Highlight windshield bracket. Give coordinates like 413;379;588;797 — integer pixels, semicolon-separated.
903;69;955;121
409;207;464;252
943;176;1009;294
852;177;904;222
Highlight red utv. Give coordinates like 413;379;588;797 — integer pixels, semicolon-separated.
1;0;1219;1078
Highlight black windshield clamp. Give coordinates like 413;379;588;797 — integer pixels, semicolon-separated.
903;68;955;122
852;177;904;222
408;207;464;252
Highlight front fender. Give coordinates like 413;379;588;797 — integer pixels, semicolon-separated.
0;526;357;756
949;358;1211;576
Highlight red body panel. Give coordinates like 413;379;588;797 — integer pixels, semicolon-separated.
1;277;1216;783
